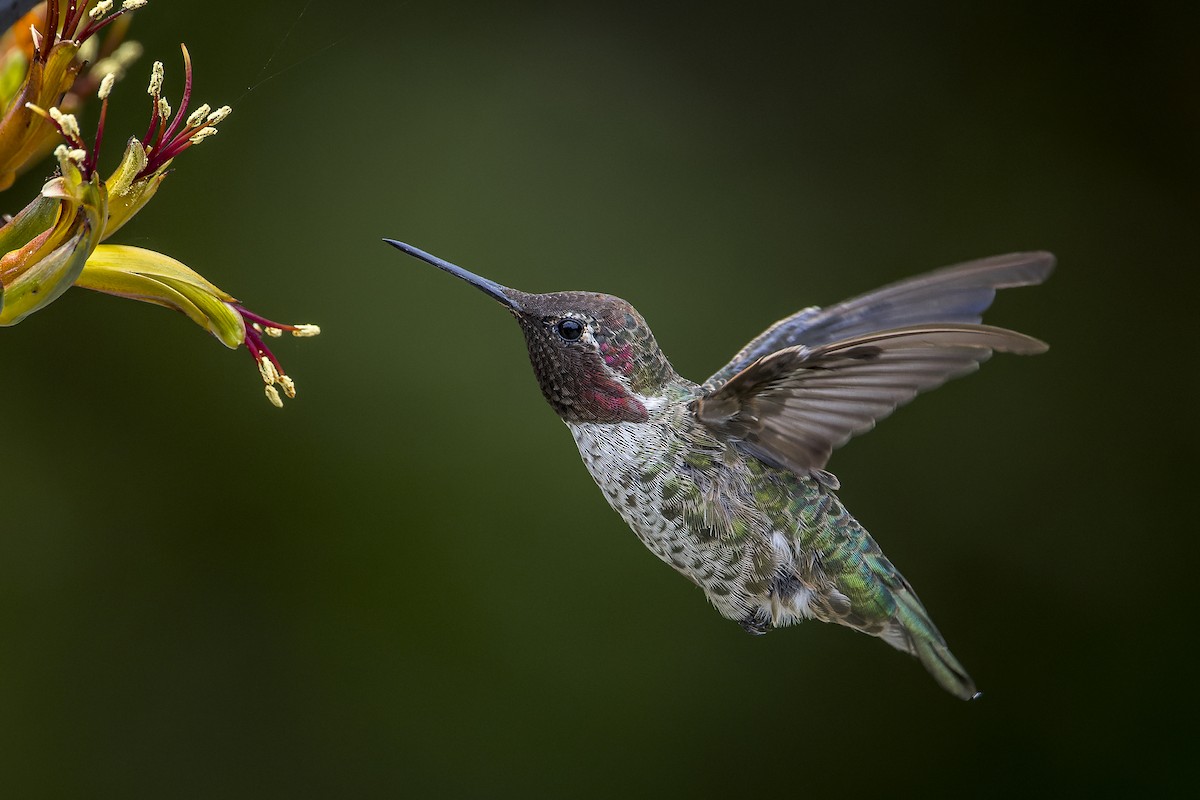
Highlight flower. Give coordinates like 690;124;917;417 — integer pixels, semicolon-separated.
76;244;320;408
1;4;320;407
0;139;104;324
101;45;233;238
0;0;144;190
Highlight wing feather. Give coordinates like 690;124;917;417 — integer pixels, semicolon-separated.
694;324;1047;476
703;252;1054;391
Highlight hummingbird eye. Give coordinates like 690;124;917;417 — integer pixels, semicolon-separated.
555;318;584;341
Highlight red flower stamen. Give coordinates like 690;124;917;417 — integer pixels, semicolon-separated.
35;1;143;63
138;45;224;180
84;94;110;176
231;305;319;405
156;45;193;147
37;0;61;61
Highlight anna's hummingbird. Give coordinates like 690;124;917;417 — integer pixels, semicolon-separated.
386;239;1052;700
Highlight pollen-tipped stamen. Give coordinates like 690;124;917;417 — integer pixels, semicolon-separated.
89;1;116;22
186;103;211;128
235;306;319;408
257;355;279;386
156;44;194;150
242;322;282;375
237;307;318;339
25;103;95;174
48;107;82;142
27;94;114;180
134;47;231;180
78;0;148;43
143;60;166;144
33;0;145;59
84;77;116;176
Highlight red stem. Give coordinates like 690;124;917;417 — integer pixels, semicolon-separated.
62;0;87;40
235;305;299;333
158;45;194;146
38;0;59;62
243;324;285;374
142;95;161;146
79;5;137;41
83;96;108;176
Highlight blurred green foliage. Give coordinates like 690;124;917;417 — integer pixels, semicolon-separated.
1;1;1195;796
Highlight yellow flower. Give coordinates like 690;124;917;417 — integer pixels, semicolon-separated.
76;245;320;408
0;0;144;190
0;141;104;324
1;13;320;407
102;44;232;238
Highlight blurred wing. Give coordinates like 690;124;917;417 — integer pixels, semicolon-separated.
694;324;1048;476
703;252;1054;391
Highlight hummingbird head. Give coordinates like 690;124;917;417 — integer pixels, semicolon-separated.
386;240;678;424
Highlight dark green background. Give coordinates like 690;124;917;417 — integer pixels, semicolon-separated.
2;1;1195;795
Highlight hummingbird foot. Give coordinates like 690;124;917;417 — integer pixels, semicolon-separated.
738;609;773;635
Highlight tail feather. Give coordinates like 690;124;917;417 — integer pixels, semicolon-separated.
891;588;979;701
793;481;979;699
912;636;979;701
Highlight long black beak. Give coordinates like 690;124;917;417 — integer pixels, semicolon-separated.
384;239;522;311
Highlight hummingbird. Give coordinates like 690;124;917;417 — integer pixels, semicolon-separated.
385;239;1052;700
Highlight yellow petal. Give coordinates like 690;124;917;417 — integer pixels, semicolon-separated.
76;244;246;348
0;161;106;325
0;226;91;325
101;138;166;239
0;41;83;190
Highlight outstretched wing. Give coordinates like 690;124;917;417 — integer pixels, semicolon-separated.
703;252;1054;391
693;324;1047;476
